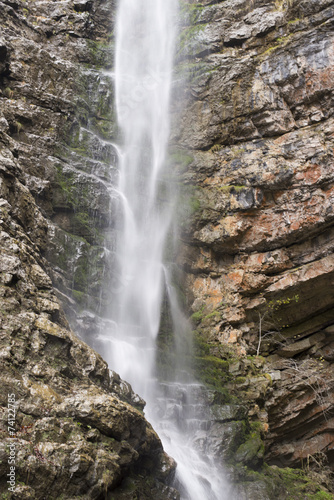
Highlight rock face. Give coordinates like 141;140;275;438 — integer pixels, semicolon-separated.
0;197;173;498
0;132;177;497
0;0;178;498
0;0;119;344
173;0;334;478
0;0;334;497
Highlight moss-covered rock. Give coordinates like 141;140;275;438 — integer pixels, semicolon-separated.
234;431;265;469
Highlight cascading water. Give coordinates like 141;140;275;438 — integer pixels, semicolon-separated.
108;0;177;397
100;0;231;498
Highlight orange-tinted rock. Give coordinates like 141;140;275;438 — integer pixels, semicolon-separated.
175;0;334;471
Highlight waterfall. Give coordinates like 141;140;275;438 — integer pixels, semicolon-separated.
108;0;177;396
100;0;231;498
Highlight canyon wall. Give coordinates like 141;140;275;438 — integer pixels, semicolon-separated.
174;0;334;476
0;0;333;498
0;0;177;498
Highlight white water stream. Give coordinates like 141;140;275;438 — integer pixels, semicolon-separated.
101;1;231;498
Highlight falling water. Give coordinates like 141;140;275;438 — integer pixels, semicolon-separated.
101;0;231;498
107;0;177;397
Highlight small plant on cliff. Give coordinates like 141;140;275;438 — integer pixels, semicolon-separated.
256;310;281;356
15;121;23;133
301;452;333;493
4;87;13;98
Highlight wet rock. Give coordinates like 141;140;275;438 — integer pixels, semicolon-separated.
0;191;175;497
176;0;334;476
211;404;248;422
0;0;176;497
277;332;326;357
0;0;334;496
234;433;265;469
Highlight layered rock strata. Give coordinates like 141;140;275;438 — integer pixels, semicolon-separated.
0;0;334;497
0;0;177;498
0;106;176;500
0;0;119;342
174;0;334;475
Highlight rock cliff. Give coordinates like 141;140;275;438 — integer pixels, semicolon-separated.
0;0;177;498
174;0;334;484
0;0;334;498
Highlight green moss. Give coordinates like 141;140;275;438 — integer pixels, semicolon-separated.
219;185;232;193
234;431;265;468
179;22;206;45
250;421;264;434
168;148;194;171
66;67;116;145
260;45;280;58
54;162;75;208
14;121;23;133
218;184;246;194
175;60;218;84
193;330;210;355
311;493;333;500
192;343;231;395
191;305;205;322
177;22;209;58
235;376;246;384
72;212;92;237
72;289;85;305
4;87;13;98
268;466;333;499
85;39;114;69
90;115;116;141
190;196;201;212
203;310;221;321
233;463;333;498
73;258;89;292
179;0;206;24
176;184;203;228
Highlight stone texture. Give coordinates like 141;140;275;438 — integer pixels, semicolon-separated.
0;0;118;343
0;0;178;498
0;0;334;496
173;0;334;475
0;177;176;498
